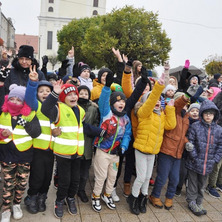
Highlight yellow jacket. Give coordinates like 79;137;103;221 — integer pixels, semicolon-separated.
133;82;176;154
91;79;104;102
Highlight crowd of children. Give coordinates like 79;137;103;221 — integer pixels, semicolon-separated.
0;45;222;222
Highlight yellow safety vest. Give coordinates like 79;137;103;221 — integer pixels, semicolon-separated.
53;103;85;156
0;111;35;151
33;101;52;150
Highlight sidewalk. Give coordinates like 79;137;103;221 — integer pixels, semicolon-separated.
0;163;222;222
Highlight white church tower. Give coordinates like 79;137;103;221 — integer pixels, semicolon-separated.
38;0;107;70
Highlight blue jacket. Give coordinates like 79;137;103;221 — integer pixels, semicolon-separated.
186;100;222;175
94;86;131;155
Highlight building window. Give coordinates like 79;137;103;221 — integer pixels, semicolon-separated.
48;7;53;12
93;0;98;7
47;31;53;49
93;10;98;15
49;0;54;3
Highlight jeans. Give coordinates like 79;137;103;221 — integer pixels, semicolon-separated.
151;152;181;199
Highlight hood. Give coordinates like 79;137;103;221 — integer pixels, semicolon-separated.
199;99;220;122
208;87;221;101
187;74;200;85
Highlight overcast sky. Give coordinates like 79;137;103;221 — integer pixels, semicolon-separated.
1;0;222;72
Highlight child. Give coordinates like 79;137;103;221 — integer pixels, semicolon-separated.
0;83;41;222
77;85;100;202
41;81;85;218
91;72;132;212
149;93;190;210
128;72;176;215
24;67;54;214
175;103;200;197
163;84;176;104
78;64;93;90
185;100;222;216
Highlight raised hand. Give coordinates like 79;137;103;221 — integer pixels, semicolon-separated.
122;54;128;63
29;65;38;81
112;47;122;62
184;60;190;69
105;71;114;87
158;72;165;85
53;79;64;94
167;99;175;106
67;46;74;58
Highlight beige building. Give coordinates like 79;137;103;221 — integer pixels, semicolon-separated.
38;0;107;70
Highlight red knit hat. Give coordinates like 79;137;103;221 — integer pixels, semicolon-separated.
59;84;79;103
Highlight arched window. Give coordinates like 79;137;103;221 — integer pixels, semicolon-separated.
93;0;98;7
93;10;98;15
49;0;54;3
48;7;53;12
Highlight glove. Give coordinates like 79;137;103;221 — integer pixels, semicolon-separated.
184;60;190;69
167;99;174;106
42;55;48;66
186;85;199;97
158;72;165;85
17;116;27;127
117;147;125;156
61;59;70;69
105;71;114;87
0;68;10;82
58;59;70;78
141;66;148;83
125;58;134;68
185;142;194;152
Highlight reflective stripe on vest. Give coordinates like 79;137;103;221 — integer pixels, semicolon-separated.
0;111;35;151
52;103;85;156
33;102;52;150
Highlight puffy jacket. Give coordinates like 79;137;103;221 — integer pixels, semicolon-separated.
90;79;104;103
160;95;189;159
185;100;222;175
133;82;176;154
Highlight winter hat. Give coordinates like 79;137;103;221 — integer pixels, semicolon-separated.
163;84;176;94
80;64;91;74
47;73;58;81
38;80;53;91
98;68;112;83
214;73;222;80
17;45;34;59
8;84;26;102
174;92;184;101
59;84;79;103
187;103;200;113
78;85;91;99
62;74;72;84
110;91;126;106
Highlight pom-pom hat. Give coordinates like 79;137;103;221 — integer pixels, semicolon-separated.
59;84;79;103
8;84;26;102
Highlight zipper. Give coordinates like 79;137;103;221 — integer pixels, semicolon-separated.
203;126;211;175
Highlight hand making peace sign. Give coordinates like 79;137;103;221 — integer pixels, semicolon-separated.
29;65;39;81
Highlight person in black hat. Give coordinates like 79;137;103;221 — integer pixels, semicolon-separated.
4;45;45;94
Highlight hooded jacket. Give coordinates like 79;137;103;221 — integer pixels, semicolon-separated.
185;100;222;175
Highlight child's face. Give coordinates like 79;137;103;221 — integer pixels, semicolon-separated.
190;77;198;85
79;89;89;100
166;89;175;98
101;72;108;85
189;108;199;119
38;86;51;102
80;70;90;79
154;99;161;110
64;92;78;107
203;111;215;124
169;78;176;87
8;97;23;105
113;100;126;112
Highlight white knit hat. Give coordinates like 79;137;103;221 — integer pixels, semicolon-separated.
163;84;176;94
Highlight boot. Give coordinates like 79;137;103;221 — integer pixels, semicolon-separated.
138;193;147;213
127;194;140;215
148;195;163;208
27;195;38;214
123;183;131;197
38;193;47;212
164;198;173;210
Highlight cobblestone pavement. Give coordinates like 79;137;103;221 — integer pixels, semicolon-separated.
0;163;222;222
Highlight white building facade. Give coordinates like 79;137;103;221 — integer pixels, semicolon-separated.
38;0;106;70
